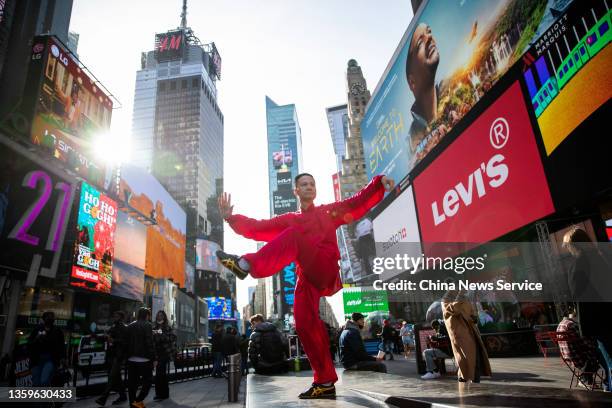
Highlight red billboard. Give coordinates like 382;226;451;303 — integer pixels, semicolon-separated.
332;172;341;202
413;82;554;244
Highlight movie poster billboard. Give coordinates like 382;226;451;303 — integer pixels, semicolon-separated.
119;165;186;287
195;239;221;272
521;0;611;155
28;36;114;190
0;137;76;280
363;0;575;184
111;211;146;301
71;182;117;293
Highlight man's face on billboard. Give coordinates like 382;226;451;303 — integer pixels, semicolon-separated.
407;23;440;93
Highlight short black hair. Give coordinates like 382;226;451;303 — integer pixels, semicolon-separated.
137;307;151;321
294;173;314;186
351;312;365;322
430;319;441;328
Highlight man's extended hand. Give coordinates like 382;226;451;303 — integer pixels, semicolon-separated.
218;192;234;220
381;176;395;192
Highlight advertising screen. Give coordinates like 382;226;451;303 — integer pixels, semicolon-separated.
372;185;422;281
362;0;575;184
205;297;233;320
184;262;194;294
209;42;222;79
111;211;145;301
276;171;293;191
342;287;389;319
29;36;113;190
273;189;297;215
521;0;611;155
332;173;341;202
0;137;76;279
413;82;555;244
281;262;296;308
272;148;293;169
119;165;186;287
155;30;184;62
195;238;221;272
71;182;118;293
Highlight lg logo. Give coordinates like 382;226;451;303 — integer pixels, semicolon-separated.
490;117;509;149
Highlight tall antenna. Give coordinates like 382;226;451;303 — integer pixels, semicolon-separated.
180;0;188;28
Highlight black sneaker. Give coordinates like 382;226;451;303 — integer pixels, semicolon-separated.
298;383;336;399
216;250;249;280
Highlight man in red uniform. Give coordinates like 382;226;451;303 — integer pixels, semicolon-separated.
217;173;394;399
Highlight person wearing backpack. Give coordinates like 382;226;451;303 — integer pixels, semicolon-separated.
248;315;288;374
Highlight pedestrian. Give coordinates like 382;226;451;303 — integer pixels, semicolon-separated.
96;311;128;406
239;334;249;375
442;290;492;383
217;173;394;399
223;327;239;359
340;313;387;373
210;324;224;378
27;311;66;386
153;310;175;401
399;321;414;359
379;319;395;360
421;319;453;380
248;314;288;375
126;307;156;408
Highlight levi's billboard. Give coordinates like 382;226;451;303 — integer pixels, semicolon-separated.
413;82;554;244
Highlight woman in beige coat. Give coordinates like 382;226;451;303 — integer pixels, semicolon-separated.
442;290;492;382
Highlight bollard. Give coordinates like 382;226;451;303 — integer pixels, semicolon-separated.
227;353;241;402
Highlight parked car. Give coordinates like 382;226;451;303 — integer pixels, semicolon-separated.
174;342;211;369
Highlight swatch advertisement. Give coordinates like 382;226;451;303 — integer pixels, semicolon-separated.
413;82;555;244
71;182;117;293
521;0;611;155
362;0;575;184
111;211;146;301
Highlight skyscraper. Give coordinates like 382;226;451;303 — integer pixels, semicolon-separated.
325;104;349;172
131;9;224;269
265;96;303;325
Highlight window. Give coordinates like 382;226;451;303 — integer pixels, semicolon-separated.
182;80;187;89
170;81;176;90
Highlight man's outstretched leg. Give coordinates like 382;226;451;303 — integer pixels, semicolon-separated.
218;226;316;280
294;276;337;399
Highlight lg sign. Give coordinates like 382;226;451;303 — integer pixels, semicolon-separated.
414;82;554;243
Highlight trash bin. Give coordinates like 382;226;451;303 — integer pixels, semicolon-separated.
227;353;241;402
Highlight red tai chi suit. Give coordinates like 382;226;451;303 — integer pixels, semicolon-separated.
226;175;385;384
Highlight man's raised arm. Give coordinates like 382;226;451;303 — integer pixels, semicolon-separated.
331;175;394;224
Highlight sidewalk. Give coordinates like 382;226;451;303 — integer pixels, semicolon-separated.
66;376;246;408
246;355;612;408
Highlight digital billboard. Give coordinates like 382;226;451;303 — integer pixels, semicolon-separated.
71;182;118;293
119;165;186;287
205;297;233;320
155;30;185;62
281;262;296;308
209;42;222;80
372;185;422;281
413;82;555;244
272;148;293;169
363;0;575;184
28;36;114;190
342;287;389;319
521;0;611;155
0;136;76;280
195;238;221;272
111;211;146;301
273;189;297;215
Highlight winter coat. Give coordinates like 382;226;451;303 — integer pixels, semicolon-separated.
339;320;375;368
442;295;492;381
153;323;176;361
248;322;287;372
107;321;128;361
27;324;66;365
126;320;156;361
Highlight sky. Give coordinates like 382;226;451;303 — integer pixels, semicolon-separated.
70;0;414;322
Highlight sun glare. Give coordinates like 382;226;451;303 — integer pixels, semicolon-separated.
94;131;132;165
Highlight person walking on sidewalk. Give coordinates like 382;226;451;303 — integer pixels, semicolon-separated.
217;173;394;399
400;321;414;359
27;311;66;386
442;290;492;383
96;311;128;406
340;313;387;373
126;307;157;408
211;324;224;378
153;310;175;401
379;319;396;360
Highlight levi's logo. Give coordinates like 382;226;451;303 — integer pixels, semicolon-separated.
431;117;510;226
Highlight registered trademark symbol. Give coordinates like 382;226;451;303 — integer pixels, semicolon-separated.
490;117;509;149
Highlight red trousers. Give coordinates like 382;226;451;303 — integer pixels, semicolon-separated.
243;227;338;384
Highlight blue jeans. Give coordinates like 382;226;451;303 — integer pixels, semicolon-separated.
212;352;223;377
32;354;55;386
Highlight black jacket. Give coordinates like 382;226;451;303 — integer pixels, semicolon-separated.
108;321;128;361
429;321;452;356
381;324;396;341
153;323;176;361
222;332;240;356
126;320;156;361
339;321;375;368
27;324;66;365
248;322;287;373
211;330;224;353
